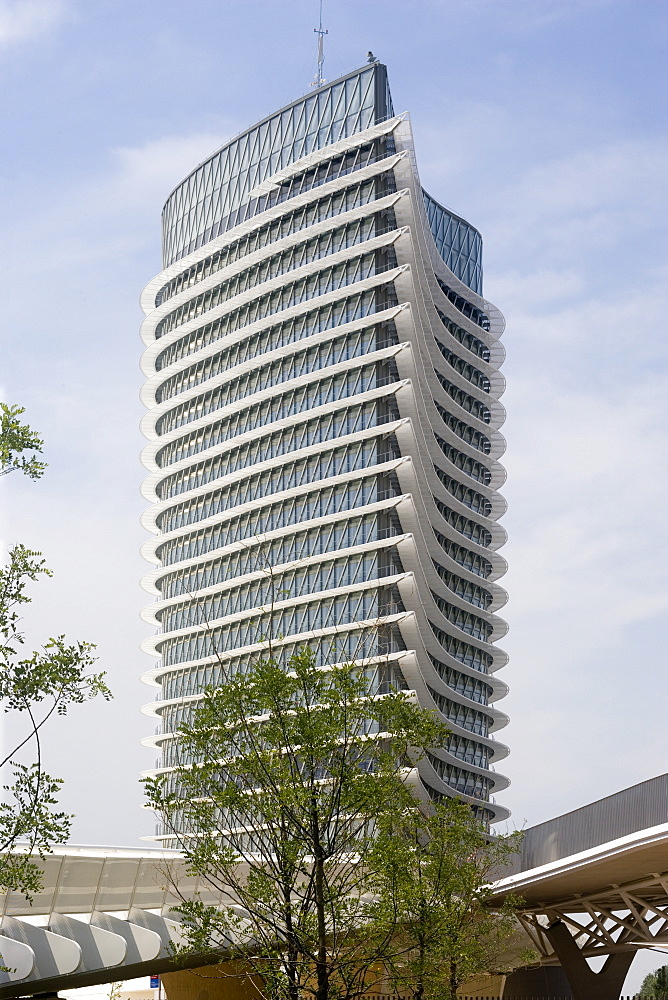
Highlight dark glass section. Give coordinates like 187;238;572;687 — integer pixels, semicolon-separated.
427;654;493;705
432;495;493;547
433;401;491;455
434;437;492;488
435;338;491;393
429;620;493;673
426;754;493;798
432;527;492;579
435;276;490;331
435;308;490;362
431;562;493;610
423;191;483;295
430;590;493;642
434;371;490;424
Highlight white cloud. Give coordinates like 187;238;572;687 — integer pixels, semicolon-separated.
1;130;225;285
430;116;667;828
0;0;68;46
0;127;230;844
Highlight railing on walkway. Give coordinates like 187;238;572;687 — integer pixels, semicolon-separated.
369;993;661;999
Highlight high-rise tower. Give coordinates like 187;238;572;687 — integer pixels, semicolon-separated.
139;61;510;831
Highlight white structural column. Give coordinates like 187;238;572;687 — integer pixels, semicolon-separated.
139;61;510;829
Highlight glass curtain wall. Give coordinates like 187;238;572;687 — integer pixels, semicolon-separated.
139;61;510;833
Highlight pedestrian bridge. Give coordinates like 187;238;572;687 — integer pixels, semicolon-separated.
0;845;228;999
2;775;668;999
491;772;668;998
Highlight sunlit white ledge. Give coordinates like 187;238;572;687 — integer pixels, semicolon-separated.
144;496;507;607
140;264;411;376
140;301;409;409
141;571;409;658
141;191;408;340
142;503;509;646
140;227;409;354
141;533;411;624
140;650;408;741
140;116;409;314
147;670;509;762
246;113;408;198
140;609;411;687
140;455;410;560
394;536;508;624
141;381;409;502
143;335;506;474
140;414;410;507
428;743;509;789
141;567;505;687
140;340;409;445
141;493;409;593
144;549;508;652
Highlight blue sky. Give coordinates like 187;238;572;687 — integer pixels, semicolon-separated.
0;2;667;978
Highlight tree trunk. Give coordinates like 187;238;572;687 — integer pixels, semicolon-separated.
282;889;300;1000
449;958;458;1000
414;937;425;1000
312;799;329;1000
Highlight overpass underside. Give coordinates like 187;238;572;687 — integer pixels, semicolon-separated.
491;773;668;998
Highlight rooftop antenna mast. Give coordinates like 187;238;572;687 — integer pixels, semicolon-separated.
312;0;328;87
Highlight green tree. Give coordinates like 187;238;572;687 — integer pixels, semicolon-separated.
0;403;46;480
369;798;524;1000
144;647;450;1000
0;404;111;895
639;964;668;998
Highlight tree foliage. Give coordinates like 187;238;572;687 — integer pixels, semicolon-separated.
369;797;523;1000
0;405;110;894
145;648;450;1000
0;404;46;481
639;964;668;998
146;647;523;1000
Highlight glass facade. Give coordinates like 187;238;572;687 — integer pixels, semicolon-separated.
423;191;483;296
140;61;509;832
162;65;394;266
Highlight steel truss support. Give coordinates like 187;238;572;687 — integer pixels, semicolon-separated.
512;869;668;999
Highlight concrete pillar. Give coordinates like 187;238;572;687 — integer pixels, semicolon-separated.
543;919;635;1000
